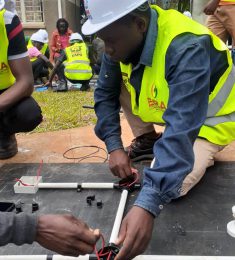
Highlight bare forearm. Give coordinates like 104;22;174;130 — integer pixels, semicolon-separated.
38;55;54;70
204;0;220;14
48;60;61;82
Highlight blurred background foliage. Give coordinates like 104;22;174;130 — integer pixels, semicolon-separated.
149;0;191;12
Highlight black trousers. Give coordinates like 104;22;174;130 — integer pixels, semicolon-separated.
31;58;49;80
67;78;90;85
0;93;42;134
54;57;66;82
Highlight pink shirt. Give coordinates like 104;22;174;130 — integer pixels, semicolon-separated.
28;46;41;59
59;35;69;50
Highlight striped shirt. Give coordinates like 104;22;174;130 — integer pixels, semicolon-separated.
3;10;28;60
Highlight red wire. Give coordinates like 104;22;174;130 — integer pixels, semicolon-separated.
120;168;140;188
15;178;33;186
127;168;139;187
37;159;43;180
94;233;113;259
94;233;105;259
107;251;112;260
15;160;44;186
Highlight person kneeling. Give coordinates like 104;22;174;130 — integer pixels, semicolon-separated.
28;31;53;85
48;33;93;91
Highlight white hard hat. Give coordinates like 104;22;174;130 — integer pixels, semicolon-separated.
0;0;16;13
69;32;83;42
38;29;48;43
30;32;45;43
0;0;5;10
82;0;148;35
183;11;192;19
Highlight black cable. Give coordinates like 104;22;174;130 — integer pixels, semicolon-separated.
63;145;108;163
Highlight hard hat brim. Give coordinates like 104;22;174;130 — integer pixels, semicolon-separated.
82;0;147;35
82;18;116;35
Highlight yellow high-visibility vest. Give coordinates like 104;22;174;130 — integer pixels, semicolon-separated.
120;5;235;145
27;40;48;62
64;42;92;81
0;9;15;90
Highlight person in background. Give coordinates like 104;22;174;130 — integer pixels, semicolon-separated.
49;18;73;63
49;18;73;89
0;0;42;159
204;0;235;64
91;37;105;75
28;31;53;85
82;0;235;259
48;33;92;91
27;29;49;59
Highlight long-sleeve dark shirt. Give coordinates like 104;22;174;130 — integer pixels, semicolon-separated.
0;213;37;245
94;9;228;216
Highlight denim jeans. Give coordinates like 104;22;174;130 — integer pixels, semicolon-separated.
232;49;235;65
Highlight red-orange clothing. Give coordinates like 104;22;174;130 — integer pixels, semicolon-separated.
49;28;73;62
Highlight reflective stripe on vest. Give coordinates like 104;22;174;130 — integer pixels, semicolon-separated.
64;42;92;81
206;66;235;117
0;9;15;90
27;40;48;62
64;60;90;66
64;69;92;74
120;5;235;145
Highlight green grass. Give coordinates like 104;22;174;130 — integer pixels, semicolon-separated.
31;90;96;133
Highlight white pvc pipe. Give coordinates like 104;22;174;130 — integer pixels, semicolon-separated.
38;183;114;189
0;257;48;260
54;256;88;260
38;183;78;189
0;257;88;260
109;189;128;244
81;183;114;189
1;255;235;260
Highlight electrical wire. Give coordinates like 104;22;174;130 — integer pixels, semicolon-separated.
37;159;43;180
94;232;115;259
15;160;44;186
94;233;109;259
119;168;140;188
63;145;108;163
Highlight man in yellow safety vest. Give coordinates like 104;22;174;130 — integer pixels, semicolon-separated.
82;0;235;259
48;32;92;91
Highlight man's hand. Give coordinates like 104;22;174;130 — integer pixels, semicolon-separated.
115;206;154;260
109;149;132;179
203;0;219;15
36;214;100;256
